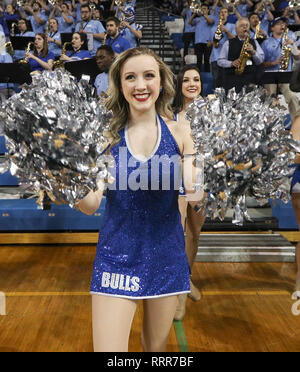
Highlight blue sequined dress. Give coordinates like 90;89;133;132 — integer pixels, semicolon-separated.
90;115;191;299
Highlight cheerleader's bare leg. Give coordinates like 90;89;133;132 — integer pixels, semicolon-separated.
291;193;300;296
92;295;138;352
142;295;179;352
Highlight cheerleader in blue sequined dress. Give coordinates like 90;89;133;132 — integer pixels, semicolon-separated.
77;47;203;352
172;65;206;320
291;112;300;298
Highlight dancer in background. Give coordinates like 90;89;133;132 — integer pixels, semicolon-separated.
172;65;205;320
78;47;203;352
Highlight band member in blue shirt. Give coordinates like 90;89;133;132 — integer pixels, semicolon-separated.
59;32;92;62
21;2;47;34
75;4;105;56
181;0;196;58
209;7;236;88
105;16;130;55
94;45;115;96
189;3;215;72
27;33;54;73
46;18;62;59
14;19;35;61
261;17;300;122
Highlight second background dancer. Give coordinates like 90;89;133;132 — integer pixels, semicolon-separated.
172;65;206;320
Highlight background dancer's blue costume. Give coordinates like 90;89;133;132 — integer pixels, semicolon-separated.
291;164;300;192
90;115;191;299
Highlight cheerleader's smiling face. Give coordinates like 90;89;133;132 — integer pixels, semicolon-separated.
182;69;202;101
120;55;162;113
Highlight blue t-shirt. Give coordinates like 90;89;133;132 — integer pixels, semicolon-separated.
94;72;109;96
193;15;214;44
105;34;131;54
184;9;195;33
48;31;62;58
75;20;105;56
261;36;293;71
120;23;142;48
57;14;74;33
66;49;92;61
29;51;55;72
27;13;47;34
209;22;236;63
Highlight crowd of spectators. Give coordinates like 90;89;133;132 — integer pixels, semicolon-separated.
0;0;141;100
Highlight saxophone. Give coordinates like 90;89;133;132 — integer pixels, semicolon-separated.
214;16;224;49
5;42;14;58
53;42;72;69
280;28;292;71
102;33;107;46
235;33;252;75
18;41;34;64
254;21;261;40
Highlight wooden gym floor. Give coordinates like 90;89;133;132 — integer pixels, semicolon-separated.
0;243;300;352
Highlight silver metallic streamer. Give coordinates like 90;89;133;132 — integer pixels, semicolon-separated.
0;70;113;208
186;86;300;225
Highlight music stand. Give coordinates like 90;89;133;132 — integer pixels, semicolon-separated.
61;33;73;46
259;71;293;85
6;19;33;33
288;25;300;33
64;58;99;85
0;63;32;86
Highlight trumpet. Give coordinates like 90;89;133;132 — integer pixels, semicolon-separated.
90;3;96;11
190;0;202;15
19;41;34;64
289;0;299;8
115;0;123;7
53;42;72;69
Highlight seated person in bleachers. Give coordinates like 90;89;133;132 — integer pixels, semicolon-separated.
21;2;47;34
181;0;196;58
27;33;54;73
282;4;300;25
47;18;62;60
59;31;92;62
261;17;300;122
209;7;236;88
0;33;14;102
3;3;20;22
75;4;106;56
14;18;35;61
189;3;215;73
94;45;114;97
217;17;264;92
249;12;268;43
105;16;130;54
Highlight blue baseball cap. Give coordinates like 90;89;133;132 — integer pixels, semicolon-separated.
271;17;288;27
